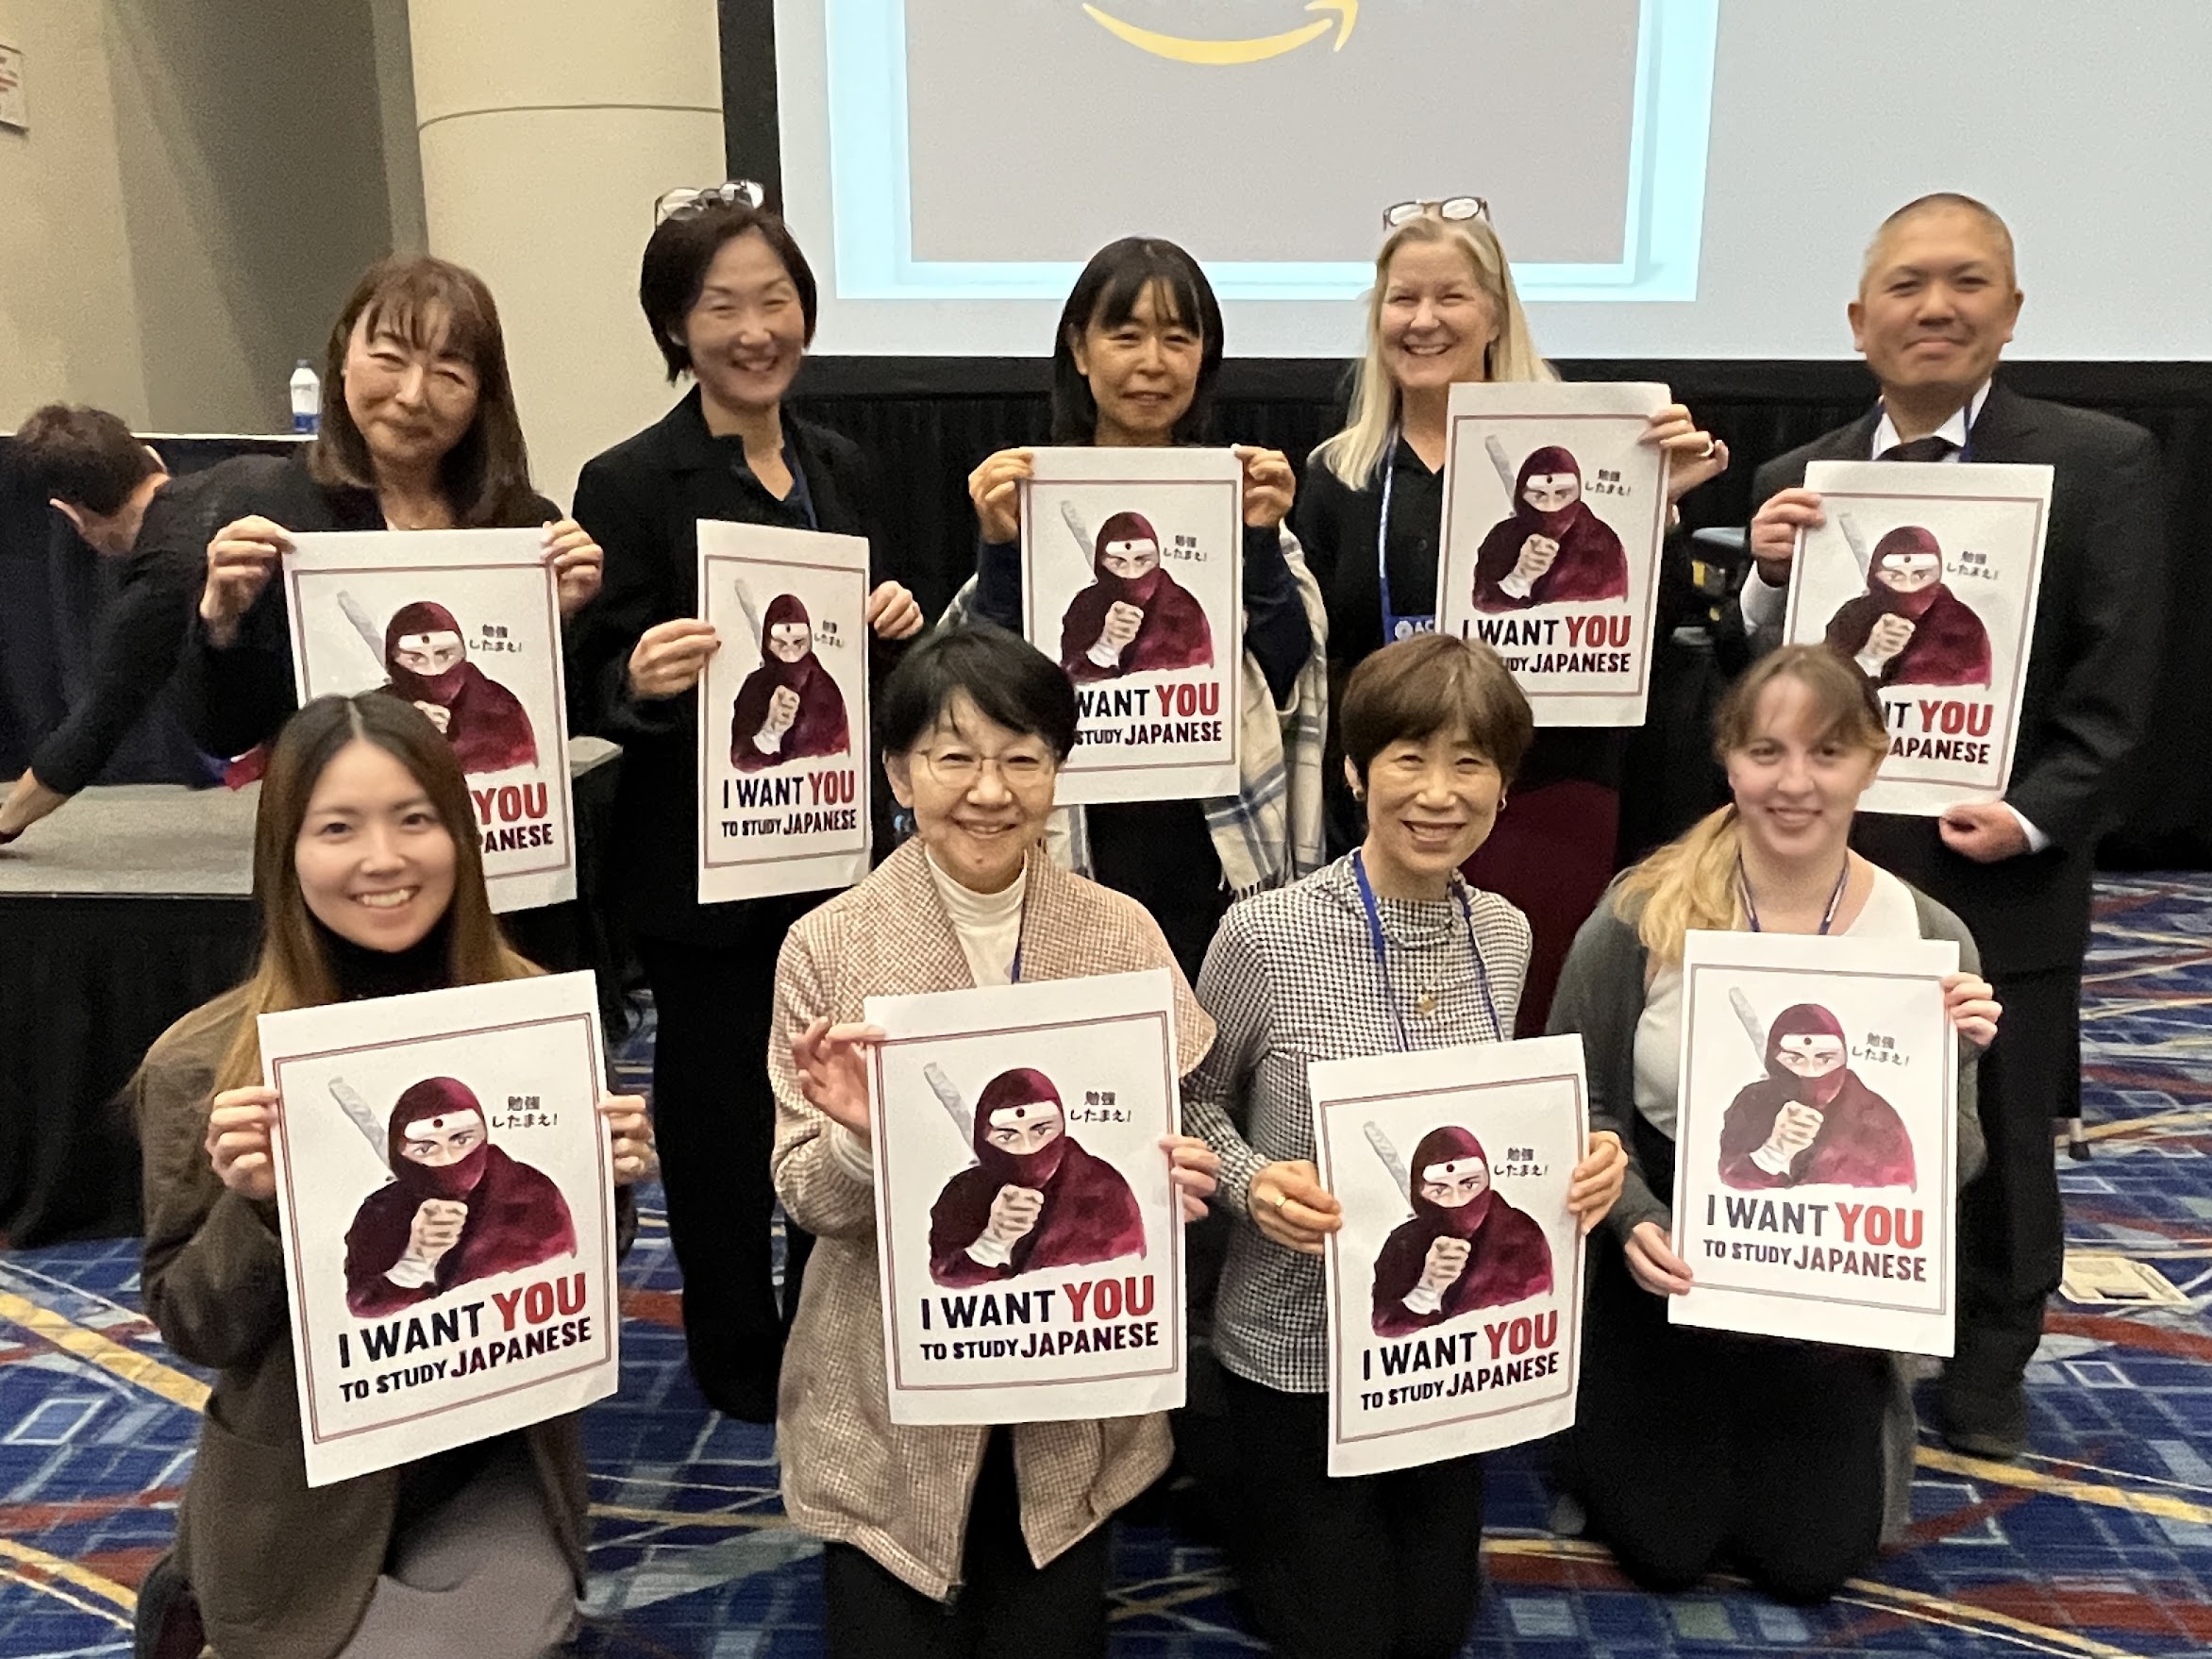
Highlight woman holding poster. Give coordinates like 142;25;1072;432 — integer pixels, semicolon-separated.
568;191;924;1422
765;626;1220;1656
163;255;604;762
1293;205;1730;1033
1182;634;1627;1659
1548;645;1998;1600
128;694;655;1659
962;235;1329;980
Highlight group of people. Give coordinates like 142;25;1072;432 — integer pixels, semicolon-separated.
3;182;2161;1659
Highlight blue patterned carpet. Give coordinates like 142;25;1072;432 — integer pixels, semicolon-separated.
6;875;2212;1656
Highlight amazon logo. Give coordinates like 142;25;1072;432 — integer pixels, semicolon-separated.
1082;0;1359;66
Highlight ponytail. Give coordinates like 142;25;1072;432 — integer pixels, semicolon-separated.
1612;804;1747;964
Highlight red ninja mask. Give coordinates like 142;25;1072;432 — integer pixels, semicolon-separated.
1867;526;1946;620
972;1067;1069;1187
385;600;470;705
1513;446;1585;540
1092;511;1165;609
1764;1004;1850;1108
386;1075;492;1198
1409;1124;1495;1238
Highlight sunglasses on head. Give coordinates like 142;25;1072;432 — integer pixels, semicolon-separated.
1382;196;1491;229
655;179;766;226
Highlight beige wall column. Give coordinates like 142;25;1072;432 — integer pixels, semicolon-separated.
407;0;724;506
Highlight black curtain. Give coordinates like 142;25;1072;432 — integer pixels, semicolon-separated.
791;357;2212;868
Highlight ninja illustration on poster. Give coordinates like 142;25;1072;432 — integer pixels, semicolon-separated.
281;528;579;912
1780;460;2053;817
927;1064;1147;1288
865;971;1187;1427
1668;930;1960;1355
695;519;872;904
260;973;620;1485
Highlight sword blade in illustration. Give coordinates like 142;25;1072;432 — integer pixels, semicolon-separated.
1834;511;1873;579
1364;1120;1416;1220
923;1061;974;1146
1057;498;1098;579
731;577;764;646
1727;986;1767;1057
335;591;387;672
1483;434;1517;494
328;1075;391;1167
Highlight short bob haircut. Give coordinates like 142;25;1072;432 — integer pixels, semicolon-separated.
1049;237;1224;445
310;256;543;529
12;404;160;514
1339;633;1533;785
878;624;1080;763
640;202;819;381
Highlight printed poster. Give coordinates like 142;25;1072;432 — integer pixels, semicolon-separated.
1784;461;2053;817
261;971;620;1487
1020;447;1242;804
1435;382;1670;727
1669;930;1960;1355
1313;1035;1588;1478
695;520;872;903
284;530;577;913
865;970;1185;1426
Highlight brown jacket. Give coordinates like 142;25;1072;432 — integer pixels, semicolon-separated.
135;990;604;1659
770;839;1216;1599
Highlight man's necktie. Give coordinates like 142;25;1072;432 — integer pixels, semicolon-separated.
1880;435;1957;463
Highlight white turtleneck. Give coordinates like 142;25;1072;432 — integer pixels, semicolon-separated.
926;852;1026;986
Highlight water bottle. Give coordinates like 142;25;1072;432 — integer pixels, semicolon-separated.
290;360;321;434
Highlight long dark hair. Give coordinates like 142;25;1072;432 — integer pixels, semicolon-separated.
1048;237;1224;445
310;256;542;528
211;694;533;1093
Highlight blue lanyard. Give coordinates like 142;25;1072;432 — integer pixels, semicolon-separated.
1375;427;1436;643
1738;854;1849;936
1349;850;1502;1051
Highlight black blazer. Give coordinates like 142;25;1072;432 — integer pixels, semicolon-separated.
165;450;559;759
568;389;907;946
1749;381;2166;973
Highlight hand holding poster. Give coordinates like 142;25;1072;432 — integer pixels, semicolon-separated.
695;520;872;903
283;530;577;911
1020;448;1242;803
1435;382;1670;726
261;971;620;1487
1783;461;2053;816
865;969;1185;1426
1669;930;1960;1355
1312;1035;1588;1478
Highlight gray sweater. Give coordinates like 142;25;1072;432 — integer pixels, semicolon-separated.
1546;874;1991;1543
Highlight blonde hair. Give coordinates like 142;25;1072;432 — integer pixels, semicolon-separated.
1614;646;1889;963
1315;212;1555;490
208;695;537;1096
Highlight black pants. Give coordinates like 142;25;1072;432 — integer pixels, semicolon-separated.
635;912;814;1422
1087;798;1233;983
1952;963;2077;1393
822;1431;1110;1659
1213;1371;1486;1659
1570;1234;1886;1602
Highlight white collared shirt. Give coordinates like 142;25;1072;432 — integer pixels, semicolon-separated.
1737;379;2047;848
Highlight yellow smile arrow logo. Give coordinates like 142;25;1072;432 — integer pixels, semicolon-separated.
1082;0;1359;66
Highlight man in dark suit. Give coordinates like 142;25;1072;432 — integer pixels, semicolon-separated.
1738;193;2166;1459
